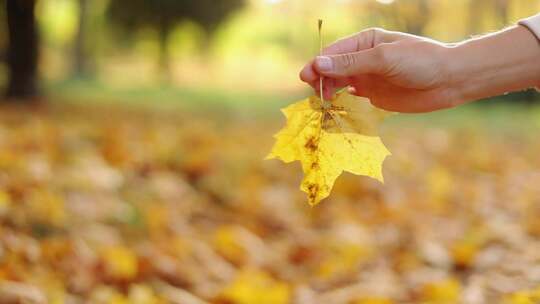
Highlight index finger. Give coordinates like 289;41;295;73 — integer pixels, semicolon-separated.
299;59;320;87
300;30;376;85
300;28;399;85
322;28;401;55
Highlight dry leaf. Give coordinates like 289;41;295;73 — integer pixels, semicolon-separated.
220;269;290;304
101;245;139;281
267;91;391;205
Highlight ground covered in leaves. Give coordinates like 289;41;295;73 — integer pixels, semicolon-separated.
0;102;539;304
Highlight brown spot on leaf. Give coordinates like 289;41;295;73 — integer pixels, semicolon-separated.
307;183;319;202
304;136;318;151
322;111;332;129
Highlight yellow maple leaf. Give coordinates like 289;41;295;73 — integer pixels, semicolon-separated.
420;278;461;303
101;245;139;281
267;91;391;205
220;269;290;304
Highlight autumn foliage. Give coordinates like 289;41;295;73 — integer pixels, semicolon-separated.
267;92;391;205
0;103;538;303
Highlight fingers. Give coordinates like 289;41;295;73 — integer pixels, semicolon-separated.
301;60;352;99
322;29;378;55
299;59;318;87
370;93;443;113
349;75;372;98
300;28;396;97
300;28;388;86
314;77;339;99
322;28;401;55
314;78;346;100
300;28;406;86
314;47;386;78
359;76;454;113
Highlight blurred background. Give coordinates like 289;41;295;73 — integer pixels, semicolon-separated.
1;0;539;103
0;0;539;303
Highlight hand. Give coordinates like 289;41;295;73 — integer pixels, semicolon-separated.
300;28;457;113
300;26;540;113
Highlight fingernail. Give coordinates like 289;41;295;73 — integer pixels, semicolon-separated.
316;56;333;72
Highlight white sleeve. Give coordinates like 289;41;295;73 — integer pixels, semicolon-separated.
519;13;540;41
518;14;540;91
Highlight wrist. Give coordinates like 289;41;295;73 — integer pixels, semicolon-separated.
440;45;468;107
443;42;485;106
444;26;540;105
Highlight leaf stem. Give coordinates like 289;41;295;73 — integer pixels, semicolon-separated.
318;19;324;106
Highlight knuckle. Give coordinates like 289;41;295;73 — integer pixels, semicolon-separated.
373;44;391;65
362;27;383;35
358;28;381;48
370;98;383;108
299;70;306;81
299;63;316;82
338;53;357;70
299;69;309;82
372;99;394;112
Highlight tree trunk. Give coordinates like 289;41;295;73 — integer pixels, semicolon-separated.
6;0;39;99
408;0;430;35
73;0;91;78
157;20;171;83
495;0;509;27
468;0;481;34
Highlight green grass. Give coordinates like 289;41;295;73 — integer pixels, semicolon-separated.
45;78;303;114
45;78;540;131
388;97;540;133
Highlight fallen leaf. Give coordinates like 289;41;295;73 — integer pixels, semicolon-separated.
420;278;461;303
220;269;290;304
101;245;139;281
267;91;391;205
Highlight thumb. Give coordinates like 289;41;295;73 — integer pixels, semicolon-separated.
314;49;384;78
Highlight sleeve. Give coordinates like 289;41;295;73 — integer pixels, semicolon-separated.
518;14;540;91
519;13;540;41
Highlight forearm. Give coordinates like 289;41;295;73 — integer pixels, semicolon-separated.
447;25;540;105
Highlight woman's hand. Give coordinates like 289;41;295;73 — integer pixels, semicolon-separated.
300;28;456;113
300;26;540;113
